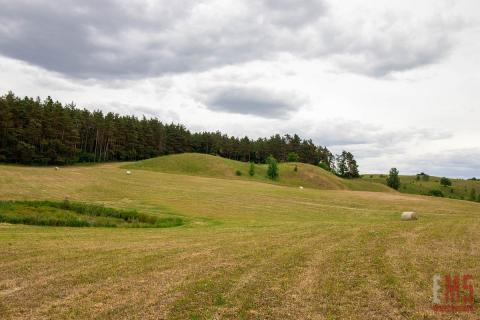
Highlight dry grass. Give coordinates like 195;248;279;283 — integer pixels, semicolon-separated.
0;162;479;319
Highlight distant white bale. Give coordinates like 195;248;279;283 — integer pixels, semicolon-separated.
54;167;59;170
299;186;304;189
126;170;132;175
401;211;418;221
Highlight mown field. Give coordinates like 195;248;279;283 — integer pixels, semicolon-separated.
363;174;480;201
1;155;480;319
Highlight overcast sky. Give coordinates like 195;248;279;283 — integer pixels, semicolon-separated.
0;0;479;177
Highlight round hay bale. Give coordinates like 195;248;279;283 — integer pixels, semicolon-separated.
126;170;132;175
54;167;59;171
401;211;418;221
299;186;304;189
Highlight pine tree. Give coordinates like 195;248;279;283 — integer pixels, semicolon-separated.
266;155;279;180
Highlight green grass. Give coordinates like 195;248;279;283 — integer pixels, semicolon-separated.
124;153;391;192
0;161;479;319
363;174;480;201
0;200;183;228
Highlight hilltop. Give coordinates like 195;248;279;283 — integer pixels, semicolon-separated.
124;153;391;192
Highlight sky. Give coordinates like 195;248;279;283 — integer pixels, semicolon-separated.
0;0;479;177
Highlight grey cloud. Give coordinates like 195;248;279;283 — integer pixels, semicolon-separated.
332;15;462;77
406;148;480;178
294;120;452;149
206;86;304;118
0;0;463;79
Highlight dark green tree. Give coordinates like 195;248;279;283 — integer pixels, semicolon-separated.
440;177;452;187
386;168;400;190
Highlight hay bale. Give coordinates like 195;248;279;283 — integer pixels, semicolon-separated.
126;170;132;175
299;186;304;190
401;211;418;221
54;167;59;171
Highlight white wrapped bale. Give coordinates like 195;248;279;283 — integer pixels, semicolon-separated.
401;211;418;221
299;186;304;190
126;170;132;175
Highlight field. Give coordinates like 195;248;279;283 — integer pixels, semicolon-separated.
1;154;480;319
363;174;480;201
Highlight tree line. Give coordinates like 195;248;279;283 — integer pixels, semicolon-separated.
0;92;359;177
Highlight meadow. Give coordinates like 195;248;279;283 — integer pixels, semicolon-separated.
1;154;480;319
363;174;480;201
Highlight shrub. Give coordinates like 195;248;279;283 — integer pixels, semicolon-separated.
318;162;330;171
287;152;300;162
248;162;255;176
266;155;279;180
235;170;242;176
440;177;452;187
294;165;298;172
428;189;444;197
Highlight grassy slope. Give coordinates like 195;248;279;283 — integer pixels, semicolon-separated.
125;153;391;192
0;163;480;319
363;174;480;201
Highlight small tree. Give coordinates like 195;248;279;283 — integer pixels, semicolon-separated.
440;177;452;187
248;162;255;176
386;168;400;190
287;152;300;162
266;155;279;180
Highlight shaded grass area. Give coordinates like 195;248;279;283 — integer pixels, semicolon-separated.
0;200;183;228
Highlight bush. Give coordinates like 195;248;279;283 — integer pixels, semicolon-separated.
428;190;444;197
318;162;330;171
235;170;242;176
287;152;300;162
440;177;452;187
266;155;279;180
294;165;298;172
248;162;255;176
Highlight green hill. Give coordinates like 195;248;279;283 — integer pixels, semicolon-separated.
363;174;480;201
124;153;391;192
